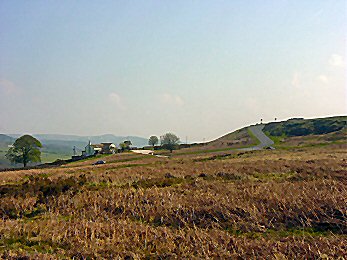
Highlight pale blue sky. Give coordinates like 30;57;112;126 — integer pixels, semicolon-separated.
0;0;346;141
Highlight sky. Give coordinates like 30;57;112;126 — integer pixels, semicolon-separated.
0;0;346;142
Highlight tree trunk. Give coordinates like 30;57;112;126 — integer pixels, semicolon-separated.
22;148;28;167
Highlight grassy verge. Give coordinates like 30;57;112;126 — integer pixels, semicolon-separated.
163;144;256;156
247;127;261;146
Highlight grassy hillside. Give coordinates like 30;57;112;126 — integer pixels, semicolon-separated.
0;134;148;168
185;115;346;153
264;116;346;137
207;127;259;148
0;150;71;169
0;146;11;169
0;134;15;144
0;135;75;169
0;143;346;258
0;135;15;169
263;116;346;148
154;127;260;158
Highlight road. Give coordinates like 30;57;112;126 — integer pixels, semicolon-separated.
132;149;169;158
132;150;154;155
248;124;274;149
132;125;274;156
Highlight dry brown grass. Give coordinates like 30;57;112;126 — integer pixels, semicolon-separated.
0;145;346;259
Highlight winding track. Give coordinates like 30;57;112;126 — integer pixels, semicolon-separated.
237;124;275;151
246;124;274;150
132;124;274;156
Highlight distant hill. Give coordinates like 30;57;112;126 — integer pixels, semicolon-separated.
7;134;148;148
0;134;15;145
0;133;148;169
0;134;15;169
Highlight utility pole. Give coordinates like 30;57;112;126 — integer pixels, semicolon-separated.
185;136;188;145
73;146;76;156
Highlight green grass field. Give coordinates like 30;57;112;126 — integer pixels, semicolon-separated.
0;144;71;168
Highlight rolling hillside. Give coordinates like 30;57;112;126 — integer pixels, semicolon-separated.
263;116;346;148
0;134;81;169
208;115;346;149
8;134;148;148
0;134;15;144
0;134;15;169
1;116;345;168
0;133;148;169
205;127;258;148
184;115;346;154
1;132;346;258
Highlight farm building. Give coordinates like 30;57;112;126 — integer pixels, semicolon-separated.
95;142;117;154
82;141;95;157
81;141;117;157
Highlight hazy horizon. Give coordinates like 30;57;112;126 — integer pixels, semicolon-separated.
1;1;346;142
2;114;346;143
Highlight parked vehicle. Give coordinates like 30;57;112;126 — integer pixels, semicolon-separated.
93;160;106;165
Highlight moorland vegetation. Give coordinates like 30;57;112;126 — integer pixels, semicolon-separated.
0;116;346;258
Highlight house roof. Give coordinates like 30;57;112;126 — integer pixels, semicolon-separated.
91;144;103;148
92;143;116;149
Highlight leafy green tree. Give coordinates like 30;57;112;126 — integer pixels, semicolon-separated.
6;135;42;167
148;136;159;147
160;133;180;153
124;140;132;146
119;140;132;152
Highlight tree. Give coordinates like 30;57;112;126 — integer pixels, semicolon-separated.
160;133;180;153
148;136;159;147
124;140;132;146
119;140;132;152
6;135;42;167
